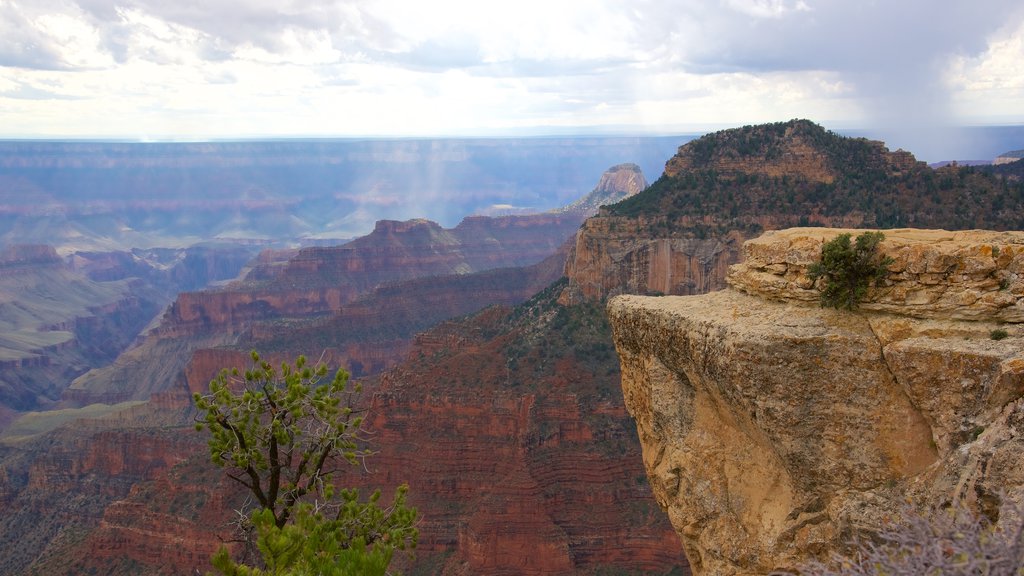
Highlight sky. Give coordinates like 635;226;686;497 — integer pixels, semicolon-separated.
1;0;1024;158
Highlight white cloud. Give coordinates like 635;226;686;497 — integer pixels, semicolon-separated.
0;0;1022;143
34;10;112;68
723;0;810;19
947;17;1024;122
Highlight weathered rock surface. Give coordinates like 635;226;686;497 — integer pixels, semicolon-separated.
562;217;746;303
730;228;1024;322
609;228;1024;575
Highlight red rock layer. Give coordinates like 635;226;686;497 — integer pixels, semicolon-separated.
162;287;347;337
351;302;688;575
17;296;688;576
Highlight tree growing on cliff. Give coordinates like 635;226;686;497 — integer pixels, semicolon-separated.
808;231;893;310
194;351;417;575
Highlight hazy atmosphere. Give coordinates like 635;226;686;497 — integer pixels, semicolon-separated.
2;0;1024;159
4;2;1024;576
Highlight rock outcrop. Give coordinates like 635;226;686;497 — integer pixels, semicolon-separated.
609;228;1024;575
730;228;1024;322
562;218;746;302
552;163;647;217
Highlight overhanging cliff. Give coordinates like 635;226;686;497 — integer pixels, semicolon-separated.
608;228;1024;575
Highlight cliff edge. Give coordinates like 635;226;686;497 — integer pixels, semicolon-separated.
608;227;1024;575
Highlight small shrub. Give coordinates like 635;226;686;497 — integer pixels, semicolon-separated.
991;328;1009;340
808;231;894;310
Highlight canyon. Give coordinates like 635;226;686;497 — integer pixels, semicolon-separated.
609;228;1024;575
2;122;1024;575
0;162;692;575
60;173;626;407
0;138;679;250
0;243;256;415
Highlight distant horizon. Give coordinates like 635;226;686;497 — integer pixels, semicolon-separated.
2;119;1023;143
2;122;1023;164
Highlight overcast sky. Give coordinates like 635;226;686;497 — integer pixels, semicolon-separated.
1;0;1023;154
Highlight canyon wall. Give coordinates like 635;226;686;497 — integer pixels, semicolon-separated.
63;215;579;406
62;159;639;407
609;228;1024;575
562;217;746;302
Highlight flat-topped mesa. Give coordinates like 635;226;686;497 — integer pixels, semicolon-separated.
609;227;1024;576
728;227;1024;323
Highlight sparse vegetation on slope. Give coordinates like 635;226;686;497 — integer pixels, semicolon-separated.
605;120;1024;235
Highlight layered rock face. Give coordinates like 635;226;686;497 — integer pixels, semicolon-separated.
64;216;579;405
355;292;687;575
0;399;198;575
162;213;585;338
609;228;1024;575
563;218;746;302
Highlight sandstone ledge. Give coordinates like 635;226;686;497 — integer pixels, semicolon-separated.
609;228;1024;575
728;227;1024;322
